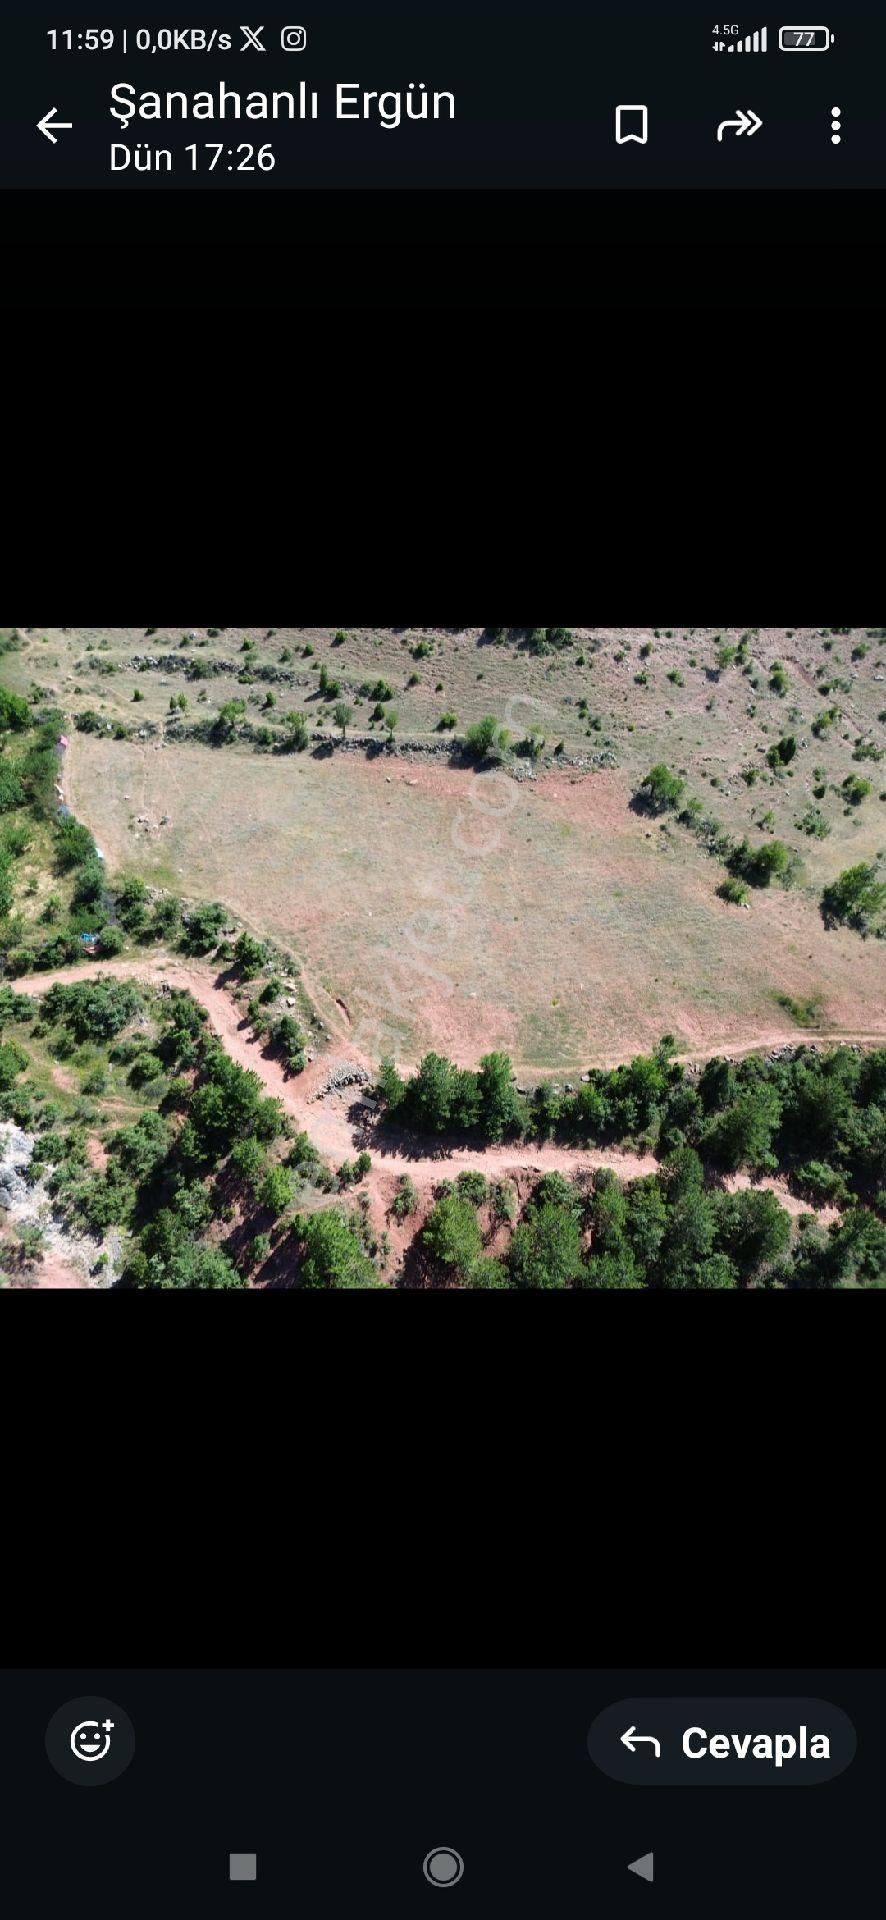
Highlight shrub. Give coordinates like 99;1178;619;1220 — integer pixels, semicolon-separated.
280;711;309;752
465;715;506;760
391;1174;418;1220
841;774;872;806
489;1178;518;1224
455;1169;487;1205
796;807;830;838
212;699;246;743
728;838;791;887
0;1040;28;1089
767;734;797;768
717;876;749;906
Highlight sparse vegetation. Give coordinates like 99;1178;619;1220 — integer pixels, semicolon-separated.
4;627;885;1289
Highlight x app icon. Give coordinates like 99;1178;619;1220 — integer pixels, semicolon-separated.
240;24;266;50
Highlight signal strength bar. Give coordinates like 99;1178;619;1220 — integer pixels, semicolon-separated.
732;26;768;49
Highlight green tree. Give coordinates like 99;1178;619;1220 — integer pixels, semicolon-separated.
422;1191;483;1279
583;1248;643;1288
0;688;31;732
116;875;149;933
181;901;227;955
468;1257;510;1289
0;1039;28;1089
258;1164;294;1216
508;1201;584;1289
298;1207;379;1289
139;1243;246;1289
333;700;353;740
377;1054;406;1113
730;838;791;887
231;1136;267;1187
713;1188;792;1282
409;1052;461;1132
384;706;399;743
821;863;886;932
639;764;686;814
476;1051;523;1141
706;1083;782;1171
589;1168;628;1251
43;979;142;1042
212;699;246;743
152;893;182;940
624;1177;668;1268
234;930;267;978
54;818;97;870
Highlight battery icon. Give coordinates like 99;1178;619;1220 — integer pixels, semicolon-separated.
778;26;834;50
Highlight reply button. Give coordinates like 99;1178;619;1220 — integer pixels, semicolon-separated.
587;1699;856;1786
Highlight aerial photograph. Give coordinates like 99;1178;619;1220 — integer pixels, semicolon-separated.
1;625;885;1288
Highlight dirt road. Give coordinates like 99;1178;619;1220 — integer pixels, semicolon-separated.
9;955;861;1225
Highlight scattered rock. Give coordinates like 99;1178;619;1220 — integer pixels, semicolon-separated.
312;1062;371;1100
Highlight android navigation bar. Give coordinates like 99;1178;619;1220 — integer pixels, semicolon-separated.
588;1698;857;1785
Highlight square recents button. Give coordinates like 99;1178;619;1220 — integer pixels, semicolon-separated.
229;1854;257;1882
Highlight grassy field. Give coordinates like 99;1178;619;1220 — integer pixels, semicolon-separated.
5;625;886;1070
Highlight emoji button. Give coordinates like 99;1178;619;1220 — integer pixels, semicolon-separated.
46;1698;135;1786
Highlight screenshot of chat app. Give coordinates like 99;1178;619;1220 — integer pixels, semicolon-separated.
0;1669;880;1916
0;5;881;190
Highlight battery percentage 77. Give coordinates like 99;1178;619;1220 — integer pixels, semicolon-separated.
778;26;835;49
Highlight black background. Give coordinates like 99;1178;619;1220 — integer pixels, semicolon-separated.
6;185;883;306
3;0;882;1739
3;1668;884;1916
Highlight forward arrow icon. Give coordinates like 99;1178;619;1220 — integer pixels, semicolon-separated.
717;108;762;141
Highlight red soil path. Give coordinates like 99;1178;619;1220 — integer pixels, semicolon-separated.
13;956;862;1233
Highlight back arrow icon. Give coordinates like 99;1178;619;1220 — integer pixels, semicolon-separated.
38;108;73;143
717;108;762;141
620;1726;662;1757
